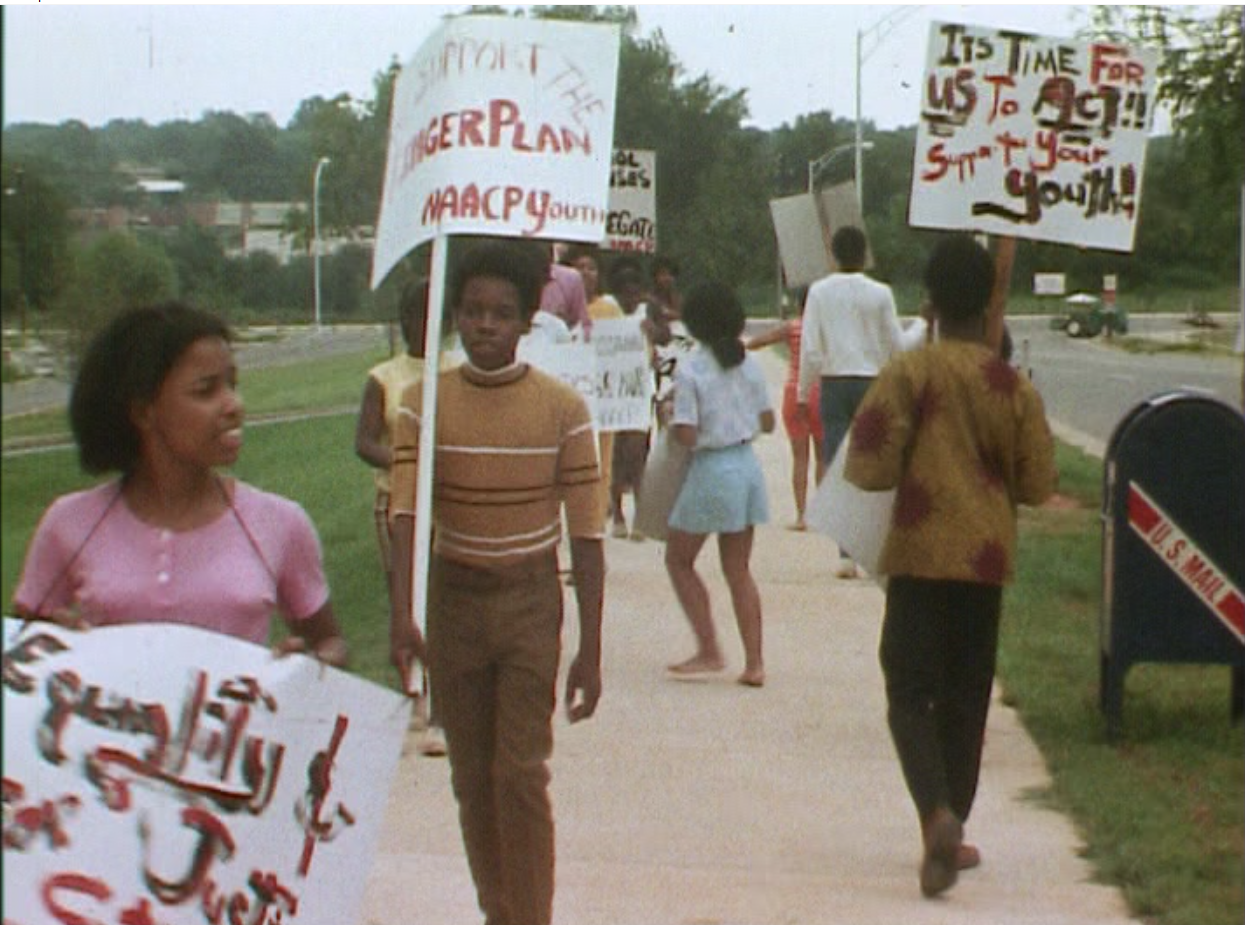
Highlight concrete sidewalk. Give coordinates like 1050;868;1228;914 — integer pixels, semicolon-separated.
361;351;1135;925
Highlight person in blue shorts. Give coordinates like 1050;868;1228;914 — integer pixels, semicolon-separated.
663;281;775;687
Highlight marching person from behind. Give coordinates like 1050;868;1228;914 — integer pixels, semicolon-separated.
844;234;1056;899
664;281;775;688
798;225;907;578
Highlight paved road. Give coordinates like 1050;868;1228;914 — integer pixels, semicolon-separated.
1007;315;1243;456
6;317;1241;461
362;350;1136;925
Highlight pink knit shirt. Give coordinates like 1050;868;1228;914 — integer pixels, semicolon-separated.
13;480;329;645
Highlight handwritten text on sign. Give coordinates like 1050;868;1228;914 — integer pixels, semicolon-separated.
371;16;621;286
2;618;408;925
518;318;653;433
909;22;1157;252
605;149;657;254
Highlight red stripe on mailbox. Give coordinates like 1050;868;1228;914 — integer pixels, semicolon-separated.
1218;591;1245;638
1127;485;1161;534
1127;482;1244;645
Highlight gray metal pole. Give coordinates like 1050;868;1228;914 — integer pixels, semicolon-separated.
313;157;330;330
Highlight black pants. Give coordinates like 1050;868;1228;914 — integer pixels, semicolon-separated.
879;576;1002;824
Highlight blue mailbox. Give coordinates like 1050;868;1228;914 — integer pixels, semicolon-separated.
1100;391;1245;739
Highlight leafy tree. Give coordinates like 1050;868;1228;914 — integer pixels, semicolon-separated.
1089;5;1243;281
161;223;231;309
59;231;178;361
1;160;73;328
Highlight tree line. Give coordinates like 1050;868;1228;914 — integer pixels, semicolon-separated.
2;5;1239;333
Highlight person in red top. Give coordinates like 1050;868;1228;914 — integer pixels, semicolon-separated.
746;287;826;530
845;234;1056;899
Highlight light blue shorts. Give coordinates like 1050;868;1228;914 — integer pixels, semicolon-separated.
668;443;769;535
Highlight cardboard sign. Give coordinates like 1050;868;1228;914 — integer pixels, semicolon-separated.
2;618;408;925
371;15;621;285
605;148;657;253
909;22;1157;252
770;182;869;289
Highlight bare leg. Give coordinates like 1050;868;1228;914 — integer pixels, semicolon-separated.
610;484;628;535
790;436;810;529
718;529;764;686
813;433;828;485
664;528;723;672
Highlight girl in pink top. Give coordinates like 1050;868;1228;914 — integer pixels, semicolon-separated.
12;303;348;665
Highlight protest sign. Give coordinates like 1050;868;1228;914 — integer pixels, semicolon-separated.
2;618;408;925
369;15;620;693
371;15;622;288
588;317;653;432
517;338;599;422
770;182;870;288
909;22;1158;252
605;148;657;253
517;318;653;433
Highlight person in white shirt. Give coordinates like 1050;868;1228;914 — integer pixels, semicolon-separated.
797;225;906;578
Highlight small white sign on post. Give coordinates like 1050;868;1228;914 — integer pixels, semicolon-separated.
371;15;622;287
605;148;657;253
2;618;408;925
1033;272;1067;296
909;22;1158;252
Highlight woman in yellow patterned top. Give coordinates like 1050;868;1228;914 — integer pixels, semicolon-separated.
845;234;1056;900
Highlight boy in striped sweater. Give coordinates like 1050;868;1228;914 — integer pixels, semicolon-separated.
388;240;605;925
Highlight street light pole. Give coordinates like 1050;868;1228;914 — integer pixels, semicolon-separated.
312;156;331;331
808;142;873;195
855;7;918;213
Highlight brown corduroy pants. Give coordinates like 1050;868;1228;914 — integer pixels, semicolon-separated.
427;552;563;925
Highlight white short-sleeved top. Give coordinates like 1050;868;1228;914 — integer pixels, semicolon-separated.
671;346;773;450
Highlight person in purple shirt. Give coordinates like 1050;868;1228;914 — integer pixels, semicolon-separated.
12;302;348;666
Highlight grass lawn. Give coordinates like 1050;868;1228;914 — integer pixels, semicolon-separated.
3;349;1241;925
1000;442;1244;925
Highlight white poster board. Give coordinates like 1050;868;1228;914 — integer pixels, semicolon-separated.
588;317;654;431
909;22;1158;252
371;15;622;286
806;438;895;583
2;618;408;925
517;318;653;433
605;148;657;253
518;338;599;422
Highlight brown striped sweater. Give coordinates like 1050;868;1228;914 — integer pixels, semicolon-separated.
390;361;604;570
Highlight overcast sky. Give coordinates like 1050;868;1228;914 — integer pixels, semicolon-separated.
3;3;1111;133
